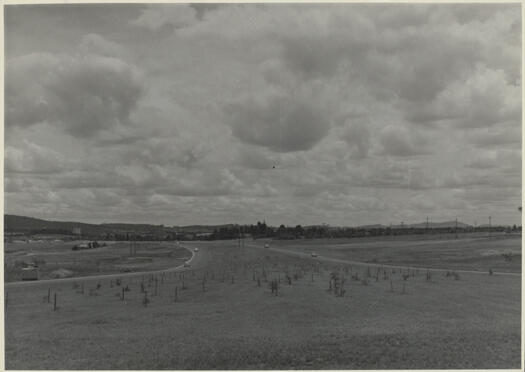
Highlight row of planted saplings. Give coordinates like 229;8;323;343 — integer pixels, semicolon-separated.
65;272;190;308
250;259;401;298
4;288;59;313
5;281;76;313
5;255;302;313
5;262;344;311
247;260;323;297
322;264;440;297
136;268;240;306
53;269;206;309
80;262;247;307
4;261;308;313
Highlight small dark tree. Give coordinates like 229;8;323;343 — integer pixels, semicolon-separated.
270;279;279;296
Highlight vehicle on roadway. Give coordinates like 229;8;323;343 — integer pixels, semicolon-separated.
183;261;191;268
264;243;270;248
21;266;39;281
311;252;318;257
194;248;199;252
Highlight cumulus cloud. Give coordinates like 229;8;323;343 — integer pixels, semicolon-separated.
6;50;143;137
49;170;133;190
340;119;371;159
237;145;279;170
5;140;68;174
467;125;521;149
155;168;244;197
3;4;521;226
78;33;127;58
464;150;521;186
465;151;500;170
225;93;330;153
408;65;521;128
131;4;197;30
379;125;429;157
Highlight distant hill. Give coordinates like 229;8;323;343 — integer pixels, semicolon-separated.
4;215;167;237
5;215;242;236
5;215;103;234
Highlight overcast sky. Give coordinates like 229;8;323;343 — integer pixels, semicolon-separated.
4;3;522;227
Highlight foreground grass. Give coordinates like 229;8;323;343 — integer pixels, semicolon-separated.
5;241;521;369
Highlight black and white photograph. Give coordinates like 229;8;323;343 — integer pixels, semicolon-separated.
4;2;522;369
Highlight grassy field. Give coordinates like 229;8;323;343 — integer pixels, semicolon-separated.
262;233;522;273
4;241;191;282
5;236;521;369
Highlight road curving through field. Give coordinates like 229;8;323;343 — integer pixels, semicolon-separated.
246;242;521;277
5;244;203;288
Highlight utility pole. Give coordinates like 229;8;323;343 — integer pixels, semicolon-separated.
426;216;429;230
455;217;458;239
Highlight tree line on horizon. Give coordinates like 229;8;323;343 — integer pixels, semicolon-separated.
197;222;520;242
4;215;521;242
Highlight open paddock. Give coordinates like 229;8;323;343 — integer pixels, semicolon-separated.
260;233;522;273
5;239;521;369
4;241;191;282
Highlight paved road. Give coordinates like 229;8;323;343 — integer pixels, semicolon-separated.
5;244;202;288
246;242;521;277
